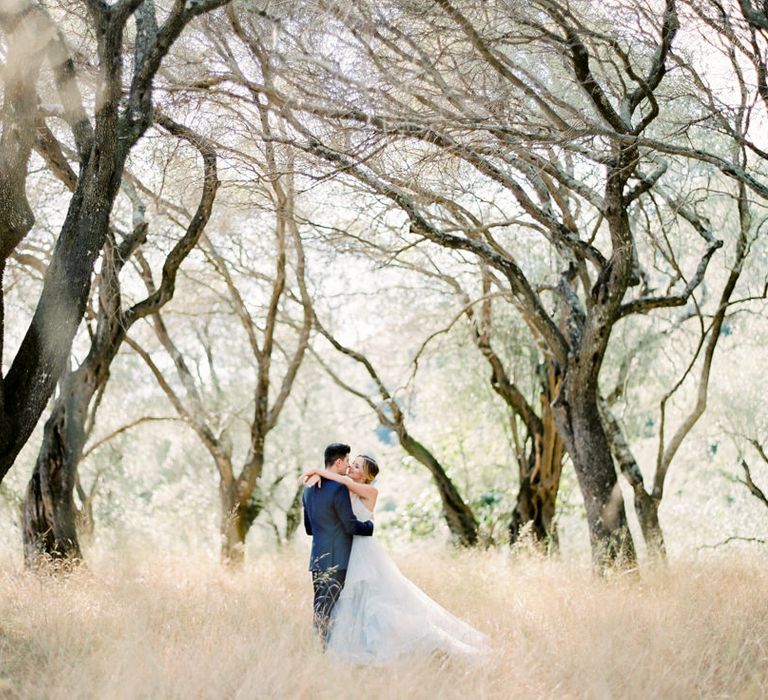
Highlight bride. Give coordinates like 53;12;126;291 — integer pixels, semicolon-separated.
302;455;488;665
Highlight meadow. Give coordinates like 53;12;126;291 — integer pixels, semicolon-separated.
0;545;765;699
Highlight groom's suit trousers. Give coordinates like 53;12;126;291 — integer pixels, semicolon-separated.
312;568;347;645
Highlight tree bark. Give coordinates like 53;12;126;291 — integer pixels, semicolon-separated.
21;231;123;566
219;479;247;566
453;270;565;550
509;371;565;550
600;399;667;560
21;380;86;567
553;393;636;568
313;318;480;547
219;448;265;566
23;365;106;567
633;491;665;558
284;484;303;542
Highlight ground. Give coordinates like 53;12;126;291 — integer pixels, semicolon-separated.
0;545;766;699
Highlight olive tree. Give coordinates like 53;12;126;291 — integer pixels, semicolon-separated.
0;0;232;482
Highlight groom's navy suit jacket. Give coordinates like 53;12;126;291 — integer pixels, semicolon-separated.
303;479;374;572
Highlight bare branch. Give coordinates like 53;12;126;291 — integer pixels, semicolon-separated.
739;458;768;509
82;416;181;460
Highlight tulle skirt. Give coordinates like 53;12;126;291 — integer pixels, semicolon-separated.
326;536;488;665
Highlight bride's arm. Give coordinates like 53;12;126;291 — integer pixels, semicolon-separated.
304;468;378;501
297;472;321;488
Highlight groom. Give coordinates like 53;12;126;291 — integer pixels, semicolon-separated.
303;442;374;646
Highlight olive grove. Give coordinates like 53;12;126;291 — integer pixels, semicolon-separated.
0;0;766;569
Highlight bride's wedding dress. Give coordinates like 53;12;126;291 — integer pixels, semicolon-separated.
327;495;488;664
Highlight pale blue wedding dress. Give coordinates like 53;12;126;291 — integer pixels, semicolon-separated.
327;494;488;664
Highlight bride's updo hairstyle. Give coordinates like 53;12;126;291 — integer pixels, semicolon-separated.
357;455;379;484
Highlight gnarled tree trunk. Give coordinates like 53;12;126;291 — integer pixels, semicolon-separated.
219;480;247;566
23;365;102;567
554;392;636;568
219;447;265;566
509;369;565;550
600;399;667;560
22;377;88;567
21;114;219;568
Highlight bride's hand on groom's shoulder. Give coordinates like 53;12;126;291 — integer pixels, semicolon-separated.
298;467;321;488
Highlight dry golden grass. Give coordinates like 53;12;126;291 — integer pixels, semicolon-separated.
0;545;766;699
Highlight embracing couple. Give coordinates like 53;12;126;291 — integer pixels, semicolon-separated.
301;443;487;665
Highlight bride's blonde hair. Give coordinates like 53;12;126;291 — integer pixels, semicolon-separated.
357;454;379;484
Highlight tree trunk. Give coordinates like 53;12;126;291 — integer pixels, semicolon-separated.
21;311;117;567
600;399;667;561
548;149;638;571
1;164;121;480
219;484;264;566
21;116;217;567
22;374;89;568
284;484;303;542
509;425;564;552
220;480;247;566
219;449;265;566
554;394;636;569
0;0;230;482
509;367;565;551
633;490;666;559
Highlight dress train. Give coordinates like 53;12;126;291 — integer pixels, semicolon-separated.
327;495;488;664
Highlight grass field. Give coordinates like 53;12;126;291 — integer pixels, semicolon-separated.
0;546;766;699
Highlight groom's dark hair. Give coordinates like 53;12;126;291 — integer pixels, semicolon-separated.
324;442;351;467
